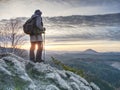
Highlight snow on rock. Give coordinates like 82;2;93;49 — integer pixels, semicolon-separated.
90;82;100;90
46;84;60;90
69;82;80;90
46;72;71;90
0;53;100;90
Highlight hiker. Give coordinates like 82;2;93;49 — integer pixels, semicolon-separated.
29;10;45;63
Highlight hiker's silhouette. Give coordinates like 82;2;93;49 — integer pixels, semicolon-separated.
28;10;45;63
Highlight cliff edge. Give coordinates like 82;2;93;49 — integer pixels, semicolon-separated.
0;53;100;90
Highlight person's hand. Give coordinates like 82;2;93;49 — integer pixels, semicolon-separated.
43;27;46;31
42;27;46;33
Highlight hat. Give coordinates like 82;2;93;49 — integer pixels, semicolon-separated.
34;9;42;15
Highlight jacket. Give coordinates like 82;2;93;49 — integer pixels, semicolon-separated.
30;13;44;42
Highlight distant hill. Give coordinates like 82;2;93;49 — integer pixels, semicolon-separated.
82;49;120;55
83;49;98;54
46;49;120;90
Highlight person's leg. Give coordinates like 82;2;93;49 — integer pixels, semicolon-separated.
30;42;36;62
36;41;43;62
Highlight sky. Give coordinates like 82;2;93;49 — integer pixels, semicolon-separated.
0;0;120;52
44;25;120;52
21;25;120;52
0;0;120;19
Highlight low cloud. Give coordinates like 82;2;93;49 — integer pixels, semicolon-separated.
46;25;120;42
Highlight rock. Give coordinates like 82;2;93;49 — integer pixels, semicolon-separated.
69;76;84;86
90;82;100;90
46;72;71;89
46;85;60;90
0;53;100;90
66;71;89;85
69;82;80;90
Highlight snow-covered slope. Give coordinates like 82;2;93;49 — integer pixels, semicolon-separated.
0;53;100;90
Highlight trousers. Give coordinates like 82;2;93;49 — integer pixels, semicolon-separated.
30;41;43;62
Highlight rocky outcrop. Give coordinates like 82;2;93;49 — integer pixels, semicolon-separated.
0;53;100;90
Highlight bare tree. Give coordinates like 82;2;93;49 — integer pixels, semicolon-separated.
0;18;28;58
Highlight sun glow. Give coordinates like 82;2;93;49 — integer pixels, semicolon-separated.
16;39;120;52
35;40;120;52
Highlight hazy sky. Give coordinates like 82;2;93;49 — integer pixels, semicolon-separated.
43;25;120;52
0;0;120;19
0;0;120;52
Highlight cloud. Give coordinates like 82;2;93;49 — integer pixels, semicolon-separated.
0;0;120;19
46;25;120;42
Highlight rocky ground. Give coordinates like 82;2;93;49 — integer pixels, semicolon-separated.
0;53;100;90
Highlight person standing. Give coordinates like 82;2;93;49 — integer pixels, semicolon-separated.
29;9;45;63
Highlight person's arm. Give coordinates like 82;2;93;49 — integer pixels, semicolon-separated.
36;16;43;30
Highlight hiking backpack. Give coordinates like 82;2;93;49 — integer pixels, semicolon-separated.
23;17;36;34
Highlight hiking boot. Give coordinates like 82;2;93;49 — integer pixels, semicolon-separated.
30;59;36;63
36;59;44;63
